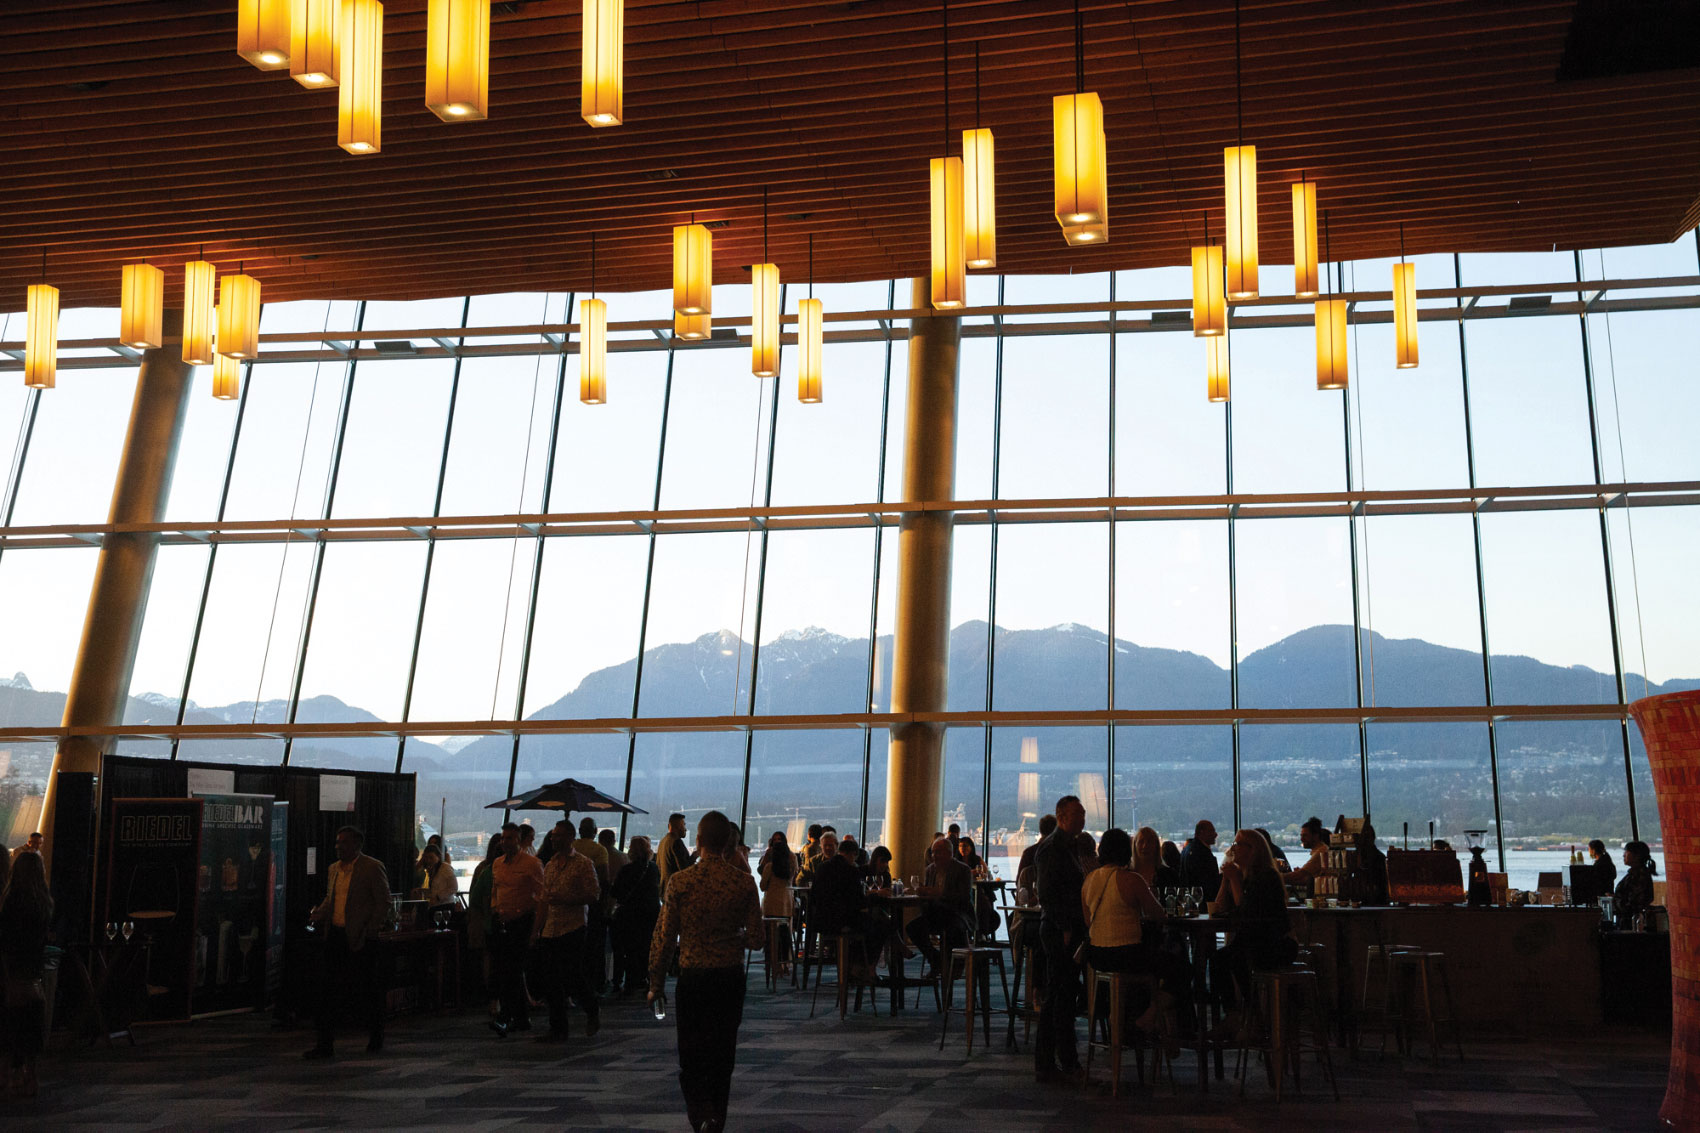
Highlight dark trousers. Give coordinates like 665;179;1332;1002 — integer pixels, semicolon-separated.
541;927;598;1036
1088;941;1196;1031
675;966;746;1131
315;927;382;1049
491;912;535;1027
905;905;968;970
583;906;608;992
1034;920;1081;1072
615;910;657;989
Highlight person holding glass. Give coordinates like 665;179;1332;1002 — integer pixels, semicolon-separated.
414;845;458;908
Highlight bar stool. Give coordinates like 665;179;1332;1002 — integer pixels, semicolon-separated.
938;944;1010;1055
1004;938;1041;1050
1361;942;1421;1038
1295;941;1342;1047
1084;966;1173;1097
1384;951;1463;1062
1237;966;1338;1102
809;931;877;1020
743;916;792;991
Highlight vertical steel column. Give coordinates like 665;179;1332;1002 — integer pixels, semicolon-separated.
1105;271;1119;830
980;275;1004;850
1225;327;1242;832
737;294;785;843
42;310;197;872
1339;260;1371;818
858;278;898;842
885;277;961;882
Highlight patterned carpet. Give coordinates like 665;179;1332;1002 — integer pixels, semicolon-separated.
9;972;1668;1131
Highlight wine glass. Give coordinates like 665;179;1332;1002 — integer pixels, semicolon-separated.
105;922;118;942
122;921;135;941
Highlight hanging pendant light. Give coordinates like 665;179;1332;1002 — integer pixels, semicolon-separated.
751;188;780;378
182;256;218;366
120;262;165;350
962;43;996;270
1394;222;1418;369
1292;175;1318;299
290;0;339;87
24;255;58;391
672;221;712;316
1315;210;1348;390
1053;3;1107;246
217;269;262;360
1223;0;1257;298
338;0;383;154
1206;333;1230;403
238;0;292;70
580;236;606;404
211;347;244;401
798;234;823;403
425;0;489;121
1191;215;1225;337
674;311;710;341
929;2;965;308
581;0;623;127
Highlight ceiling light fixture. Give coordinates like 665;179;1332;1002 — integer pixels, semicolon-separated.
1316;209;1348;390
962;41;996;270
182;253;218;366
751;188;780;377
929;1;966;309
1053;0;1107;245
337;0;383;154
238;0;292;71
581;234;607;404
1192;213;1225;337
582;0;623;127
25;251;57;391
217;265;262;359
120;261;164;350
1394;222;1418;369
798;233;823;403
1292;172;1318;299
426;0;489;122
1223;0;1257;298
211;331;244;400
673;217;712;319
1206;334;1230;403
290;0;340;87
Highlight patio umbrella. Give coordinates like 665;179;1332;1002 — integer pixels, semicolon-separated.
486;778;647;815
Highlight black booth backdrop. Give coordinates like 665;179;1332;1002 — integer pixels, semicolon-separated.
95;756;416;1015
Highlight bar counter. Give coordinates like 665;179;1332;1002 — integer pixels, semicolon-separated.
1287;905;1610;1030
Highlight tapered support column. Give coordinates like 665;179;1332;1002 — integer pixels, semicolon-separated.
884;278;960;881
41;311;195;875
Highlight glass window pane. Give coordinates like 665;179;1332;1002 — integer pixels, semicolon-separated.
523;535;650;718
1460;251;1576;289
1479;510;1617;704
0;374;30;503
638;532;760;717
297;542;428;721
769;341;886;506
163;367;242;522
1239;724;1363;855
0;742;54;848
221;361;348;521
947;526;991;711
990;726;1109;875
330;359;456;518
941;728;988;863
997;335;1108;499
1496;720;1631;889
183;543;316;711
9;368;139;526
1357;514;1485;707
1114;725;1234;845
865;729;890;848
549;350;667;512
408;539;535;721
754;528;874;715
1609;506;1700;697
626;732;746;833
746;730;865;848
1463;317;1595;487
1364;722;1497;865
123;544;213;722
992;522;1108;710
437;356;558;517
1003;272;1110;323
1114;520;1230;708
952;338;996;500
1229;326;1347;493
1114;332;1227;496
465;291;568;344
1585;305;1700;483
657;350;773;510
510;732;630;845
176;737;287;767
259;299;360;355
0;548;97;722
361;296;466;336
1234;518;1357;708
1350;303;1470;491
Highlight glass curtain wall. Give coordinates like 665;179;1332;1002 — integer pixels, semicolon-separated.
2;241;1696;885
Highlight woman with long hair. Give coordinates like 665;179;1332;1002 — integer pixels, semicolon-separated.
1133;826;1181;892
0;850;53;1096
1210;829;1297;1035
1081;828;1193;1040
757;832;797;978
1614;840;1658;929
415;845;458;907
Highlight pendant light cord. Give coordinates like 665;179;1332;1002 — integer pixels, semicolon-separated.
1074;0;1085;93
942;0;950;153
1323;209;1332;295
762;186;769;262
591;233;597;297
1593;249;1652;699
1234;0;1244;144
1119;1;1193;244
808;233;814;299
974;41;980;130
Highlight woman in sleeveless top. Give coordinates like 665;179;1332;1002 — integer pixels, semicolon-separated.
1081;829;1196;1037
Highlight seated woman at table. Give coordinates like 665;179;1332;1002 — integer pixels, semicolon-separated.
1614;840;1658;929
1213;840;1243;916
1082;828;1194;1040
956;837;985;873
864;845;894;890
415;845;458;908
1133;826;1182;893
1210;829;1298;1037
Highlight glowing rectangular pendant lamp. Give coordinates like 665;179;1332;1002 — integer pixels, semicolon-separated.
1206;334;1229;403
1315;298;1349;390
797;296;823;403
929;155;966;309
1223;144;1258;299
672;223;712;315
24;284;58;391
1062;221;1107;245
217;273;262;359
579;297;606;404
212;349;244;401
1053;91;1107;241
962;127;996;269
290;0;339;87
182;260;218;365
1292;181;1319;299
120;263;165;349
751;263;780;378
425;0;488;121
338;0;382;154
1393;260;1419;369
674;311;710;340
581;0;623;127
239;0;292;70
1191;244;1225;337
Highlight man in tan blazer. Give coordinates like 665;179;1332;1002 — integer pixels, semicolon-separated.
304;825;391;1059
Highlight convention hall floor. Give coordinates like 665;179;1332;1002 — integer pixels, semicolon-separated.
12;978;1667;1131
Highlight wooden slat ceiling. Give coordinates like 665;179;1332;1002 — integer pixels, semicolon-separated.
3;0;1698;308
